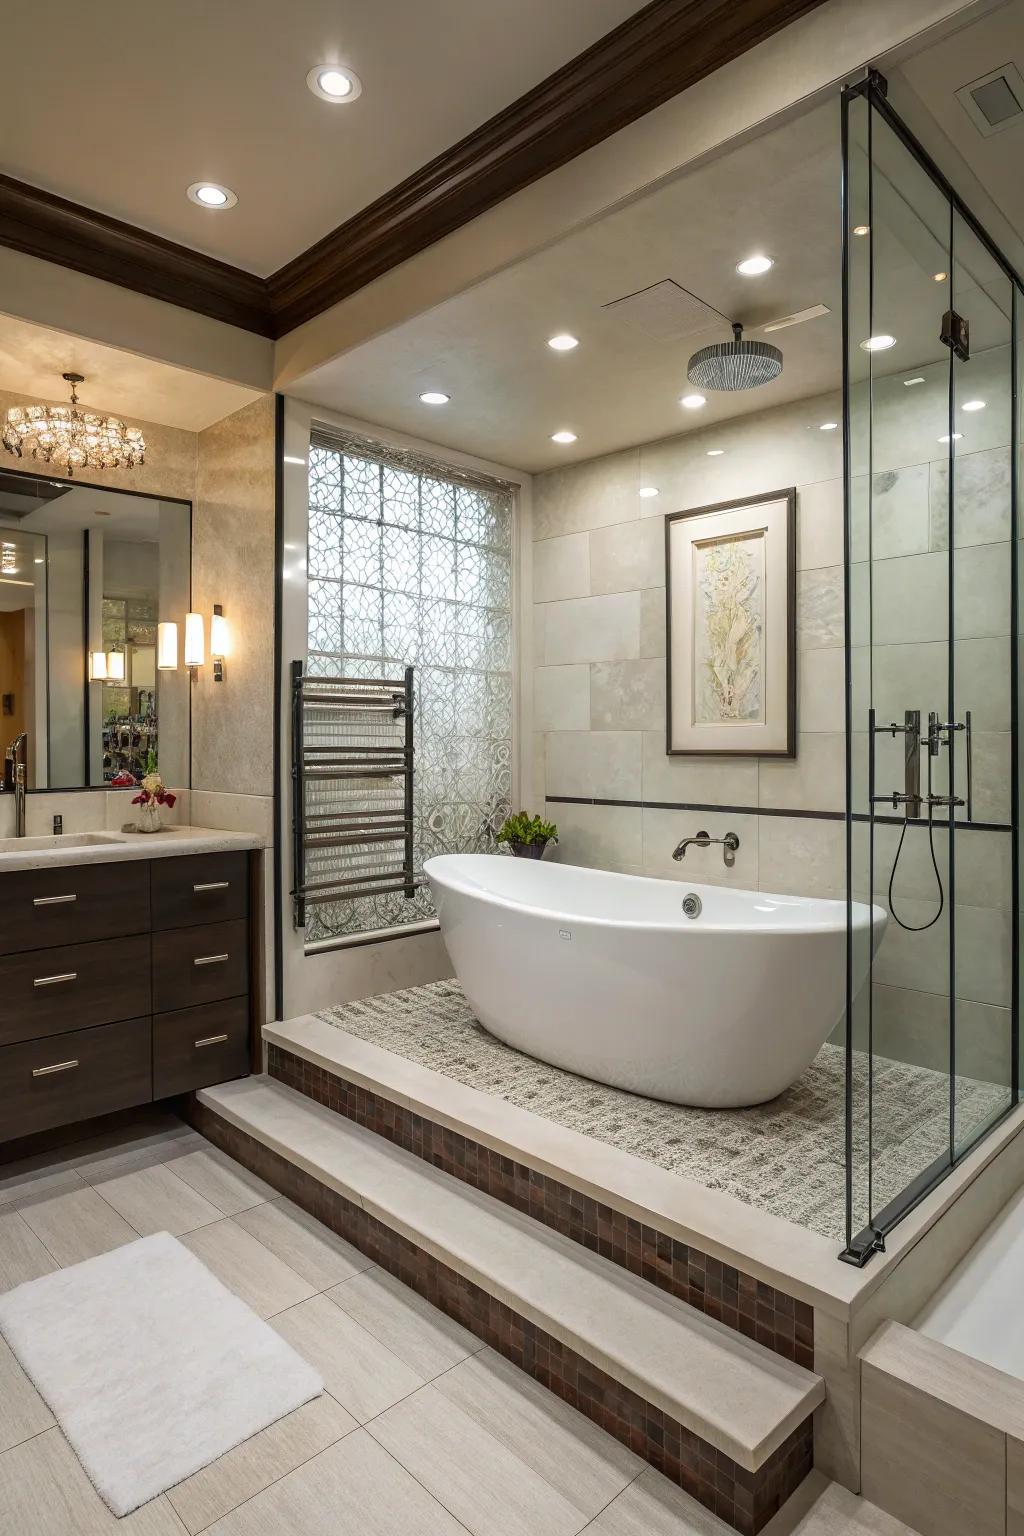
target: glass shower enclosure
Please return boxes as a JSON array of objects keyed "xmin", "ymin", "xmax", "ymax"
[{"xmin": 841, "ymin": 71, "xmax": 1022, "ymax": 1264}]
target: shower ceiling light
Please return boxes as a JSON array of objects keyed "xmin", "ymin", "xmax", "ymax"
[
  {"xmin": 706, "ymin": 449, "xmax": 725, "ymax": 456},
  {"xmin": 2, "ymin": 373, "xmax": 145, "ymax": 478},
  {"xmin": 307, "ymin": 64, "xmax": 362, "ymax": 102},
  {"xmin": 547, "ymin": 334, "xmax": 579, "ymax": 351},
  {"xmin": 938, "ymin": 433, "xmax": 964, "ymax": 443},
  {"xmin": 933, "ymin": 271, "xmax": 948, "ymax": 282},
  {"xmin": 904, "ymin": 377, "xmax": 926, "ymax": 387},
  {"xmin": 187, "ymin": 182, "xmax": 237, "ymax": 209},
  {"xmin": 680, "ymin": 393, "xmax": 706, "ymax": 409},
  {"xmin": 687, "ymin": 323, "xmax": 782, "ymax": 393},
  {"xmin": 419, "ymin": 391, "xmax": 450, "ymax": 405},
  {"xmin": 638, "ymin": 486, "xmax": 659, "ymax": 498},
  {"xmin": 962, "ymin": 399, "xmax": 986, "ymax": 411},
  {"xmin": 853, "ymin": 224, "xmax": 870, "ymax": 236},
  {"xmin": 736, "ymin": 254, "xmax": 774, "ymax": 276},
  {"xmin": 861, "ymin": 334, "xmax": 896, "ymax": 352},
  {"xmin": 551, "ymin": 430, "xmax": 577, "ymax": 444},
  {"xmin": 819, "ymin": 421, "xmax": 839, "ymax": 431}
]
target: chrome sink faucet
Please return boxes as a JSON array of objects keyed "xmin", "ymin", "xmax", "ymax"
[
  {"xmin": 672, "ymin": 829, "xmax": 739, "ymax": 867},
  {"xmin": 5, "ymin": 732, "xmax": 27, "ymax": 837}
]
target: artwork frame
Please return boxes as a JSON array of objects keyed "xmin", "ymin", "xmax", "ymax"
[{"xmin": 665, "ymin": 488, "xmax": 796, "ymax": 758}]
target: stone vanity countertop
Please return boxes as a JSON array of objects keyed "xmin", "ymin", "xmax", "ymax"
[{"xmin": 0, "ymin": 824, "xmax": 267, "ymax": 872}]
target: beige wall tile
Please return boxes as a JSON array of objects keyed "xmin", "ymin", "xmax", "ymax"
[
  {"xmin": 641, "ymin": 733, "xmax": 759, "ymax": 807},
  {"xmin": 589, "ymin": 518, "xmax": 664, "ymax": 596},
  {"xmin": 533, "ymin": 449, "xmax": 640, "ymax": 541},
  {"xmin": 542, "ymin": 593, "xmax": 640, "ymax": 665},
  {"xmin": 546, "ymin": 731, "xmax": 641, "ymax": 800},
  {"xmin": 757, "ymin": 815, "xmax": 845, "ymax": 899},
  {"xmin": 639, "ymin": 588, "xmax": 666, "ymax": 659},
  {"xmin": 759, "ymin": 734, "xmax": 844, "ymax": 813},
  {"xmin": 797, "ymin": 479, "xmax": 844, "ymax": 571},
  {"xmin": 861, "ymin": 1357, "xmax": 1005, "ymax": 1536},
  {"xmin": 533, "ymin": 533, "xmax": 590, "ymax": 603},
  {"xmin": 546, "ymin": 801, "xmax": 642, "ymax": 871},
  {"xmin": 590, "ymin": 658, "xmax": 665, "ymax": 731},
  {"xmin": 797, "ymin": 567, "xmax": 844, "ymax": 650},
  {"xmin": 534, "ymin": 665, "xmax": 590, "ymax": 732},
  {"xmin": 799, "ymin": 647, "xmax": 845, "ymax": 733}
]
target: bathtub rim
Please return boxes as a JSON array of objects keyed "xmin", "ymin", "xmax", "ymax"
[{"xmin": 425, "ymin": 852, "xmax": 883, "ymax": 939}]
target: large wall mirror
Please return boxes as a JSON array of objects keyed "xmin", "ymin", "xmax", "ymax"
[{"xmin": 0, "ymin": 468, "xmax": 190, "ymax": 791}]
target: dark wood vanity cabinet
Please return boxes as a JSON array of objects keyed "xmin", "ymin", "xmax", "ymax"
[{"xmin": 0, "ymin": 850, "xmax": 257, "ymax": 1144}]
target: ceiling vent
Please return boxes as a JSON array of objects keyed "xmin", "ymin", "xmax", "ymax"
[
  {"xmin": 955, "ymin": 63, "xmax": 1024, "ymax": 137},
  {"xmin": 602, "ymin": 280, "xmax": 721, "ymax": 340}
]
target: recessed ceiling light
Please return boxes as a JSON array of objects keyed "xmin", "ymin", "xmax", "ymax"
[
  {"xmin": 638, "ymin": 486, "xmax": 659, "ymax": 498},
  {"xmin": 933, "ymin": 271, "xmax": 948, "ymax": 282},
  {"xmin": 419, "ymin": 391, "xmax": 450, "ymax": 405},
  {"xmin": 680, "ymin": 393, "xmax": 706, "ymax": 409},
  {"xmin": 860, "ymin": 334, "xmax": 896, "ymax": 351},
  {"xmin": 551, "ymin": 430, "xmax": 577, "ymax": 444},
  {"xmin": 962, "ymin": 399, "xmax": 986, "ymax": 412},
  {"xmin": 34, "ymin": 557, "xmax": 44, "ymax": 564},
  {"xmin": 819, "ymin": 421, "xmax": 839, "ymax": 431},
  {"xmin": 904, "ymin": 377, "xmax": 926, "ymax": 387},
  {"xmin": 938, "ymin": 433, "xmax": 964, "ymax": 443},
  {"xmin": 706, "ymin": 449, "xmax": 725, "ymax": 457},
  {"xmin": 547, "ymin": 333, "xmax": 579, "ymax": 352},
  {"xmin": 187, "ymin": 182, "xmax": 237, "ymax": 209},
  {"xmin": 853, "ymin": 225, "xmax": 870, "ymax": 237},
  {"xmin": 736, "ymin": 254, "xmax": 774, "ymax": 276},
  {"xmin": 307, "ymin": 64, "xmax": 362, "ymax": 103}
]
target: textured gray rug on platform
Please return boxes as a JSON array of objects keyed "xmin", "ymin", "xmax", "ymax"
[{"xmin": 319, "ymin": 980, "xmax": 1008, "ymax": 1240}]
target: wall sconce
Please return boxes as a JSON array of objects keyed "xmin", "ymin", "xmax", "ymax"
[
  {"xmin": 107, "ymin": 649, "xmax": 126, "ymax": 682},
  {"xmin": 157, "ymin": 622, "xmax": 178, "ymax": 671},
  {"xmin": 210, "ymin": 604, "xmax": 228, "ymax": 683},
  {"xmin": 184, "ymin": 611, "xmax": 205, "ymax": 670},
  {"xmin": 89, "ymin": 650, "xmax": 108, "ymax": 681}
]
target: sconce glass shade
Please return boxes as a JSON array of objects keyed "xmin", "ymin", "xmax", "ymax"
[
  {"xmin": 89, "ymin": 650, "xmax": 108, "ymax": 681},
  {"xmin": 210, "ymin": 605, "xmax": 229, "ymax": 659},
  {"xmin": 106, "ymin": 650, "xmax": 126, "ymax": 682},
  {"xmin": 184, "ymin": 611, "xmax": 205, "ymax": 668},
  {"xmin": 157, "ymin": 622, "xmax": 178, "ymax": 671}
]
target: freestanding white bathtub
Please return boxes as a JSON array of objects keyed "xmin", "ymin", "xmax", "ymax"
[{"xmin": 425, "ymin": 853, "xmax": 886, "ymax": 1108}]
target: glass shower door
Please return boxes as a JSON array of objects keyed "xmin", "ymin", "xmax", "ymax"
[{"xmin": 842, "ymin": 74, "xmax": 1020, "ymax": 1264}]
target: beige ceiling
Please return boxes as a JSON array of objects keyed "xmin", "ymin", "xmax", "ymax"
[
  {"xmin": 286, "ymin": 1, "xmax": 1023, "ymax": 475},
  {"xmin": 0, "ymin": 0, "xmax": 646, "ymax": 277},
  {"xmin": 0, "ymin": 315, "xmax": 262, "ymax": 431}
]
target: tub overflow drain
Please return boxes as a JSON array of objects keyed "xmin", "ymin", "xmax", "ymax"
[{"xmin": 681, "ymin": 893, "xmax": 702, "ymax": 919}]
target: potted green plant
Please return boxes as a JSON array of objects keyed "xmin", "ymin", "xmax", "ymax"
[{"xmin": 496, "ymin": 811, "xmax": 558, "ymax": 860}]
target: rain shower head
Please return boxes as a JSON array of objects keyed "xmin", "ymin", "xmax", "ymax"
[{"xmin": 687, "ymin": 322, "xmax": 783, "ymax": 392}]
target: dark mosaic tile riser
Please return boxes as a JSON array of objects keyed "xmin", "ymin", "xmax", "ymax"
[
  {"xmin": 188, "ymin": 1100, "xmax": 813, "ymax": 1535},
  {"xmin": 267, "ymin": 1043, "xmax": 814, "ymax": 1370}
]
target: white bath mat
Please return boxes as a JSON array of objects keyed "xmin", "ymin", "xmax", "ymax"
[{"xmin": 0, "ymin": 1230, "xmax": 323, "ymax": 1516}]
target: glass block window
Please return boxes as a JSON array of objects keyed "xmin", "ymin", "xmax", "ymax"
[{"xmin": 305, "ymin": 434, "xmax": 515, "ymax": 945}]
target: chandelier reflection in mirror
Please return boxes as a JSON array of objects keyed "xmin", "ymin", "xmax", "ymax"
[{"xmin": 1, "ymin": 372, "xmax": 146, "ymax": 478}]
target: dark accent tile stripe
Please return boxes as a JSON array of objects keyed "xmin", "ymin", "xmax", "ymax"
[
  {"xmin": 188, "ymin": 1099, "xmax": 813, "ymax": 1535},
  {"xmin": 544, "ymin": 795, "xmax": 1010, "ymax": 833},
  {"xmin": 266, "ymin": 1043, "xmax": 814, "ymax": 1370}
]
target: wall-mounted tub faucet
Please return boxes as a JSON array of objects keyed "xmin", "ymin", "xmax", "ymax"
[{"xmin": 672, "ymin": 830, "xmax": 739, "ymax": 867}]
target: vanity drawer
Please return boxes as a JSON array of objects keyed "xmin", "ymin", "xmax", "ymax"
[
  {"xmin": 0, "ymin": 860, "xmax": 150, "ymax": 955},
  {"xmin": 0, "ymin": 1016, "xmax": 152, "ymax": 1143},
  {"xmin": 153, "ymin": 997, "xmax": 250, "ymax": 1098},
  {"xmin": 151, "ymin": 853, "xmax": 249, "ymax": 931},
  {"xmin": 0, "ymin": 934, "xmax": 151, "ymax": 1047},
  {"xmin": 152, "ymin": 920, "xmax": 248, "ymax": 1012}
]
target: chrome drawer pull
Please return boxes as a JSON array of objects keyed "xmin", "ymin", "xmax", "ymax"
[
  {"xmin": 33, "ymin": 893, "xmax": 77, "ymax": 906},
  {"xmin": 32, "ymin": 1059, "xmax": 79, "ymax": 1077},
  {"xmin": 195, "ymin": 1034, "xmax": 229, "ymax": 1048},
  {"xmin": 194, "ymin": 953, "xmax": 229, "ymax": 967},
  {"xmin": 193, "ymin": 881, "xmax": 230, "ymax": 892},
  {"xmin": 33, "ymin": 971, "xmax": 77, "ymax": 988}
]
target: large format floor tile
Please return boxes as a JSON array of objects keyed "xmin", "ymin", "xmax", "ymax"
[
  {"xmin": 166, "ymin": 1393, "xmax": 357, "ymax": 1535},
  {"xmin": 233, "ymin": 1197, "xmax": 372, "ymax": 1289},
  {"xmin": 0, "ymin": 1207, "xmax": 60, "ymax": 1290},
  {"xmin": 16, "ymin": 1186, "xmax": 138, "ymax": 1267},
  {"xmin": 204, "ymin": 1429, "xmax": 467, "ymax": 1535},
  {"xmin": 0, "ymin": 1428, "xmax": 187, "ymax": 1536},
  {"xmin": 91, "ymin": 1163, "xmax": 224, "ymax": 1238},
  {"xmin": 369, "ymin": 1382, "xmax": 589, "ymax": 1536},
  {"xmin": 0, "ymin": 1335, "xmax": 54, "ymax": 1455},
  {"xmin": 181, "ymin": 1218, "xmax": 317, "ymax": 1318},
  {"xmin": 434, "ymin": 1348, "xmax": 643, "ymax": 1517},
  {"xmin": 166, "ymin": 1148, "xmax": 276, "ymax": 1216},
  {"xmin": 270, "ymin": 1292, "xmax": 424, "ymax": 1423},
  {"xmin": 327, "ymin": 1265, "xmax": 482, "ymax": 1379}
]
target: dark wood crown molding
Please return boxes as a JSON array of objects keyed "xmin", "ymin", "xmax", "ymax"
[{"xmin": 0, "ymin": 0, "xmax": 828, "ymax": 343}]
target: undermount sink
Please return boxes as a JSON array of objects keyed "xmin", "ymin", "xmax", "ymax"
[{"xmin": 0, "ymin": 832, "xmax": 123, "ymax": 854}]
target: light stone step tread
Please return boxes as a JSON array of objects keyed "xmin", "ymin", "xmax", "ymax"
[{"xmin": 199, "ymin": 1075, "xmax": 824, "ymax": 1472}]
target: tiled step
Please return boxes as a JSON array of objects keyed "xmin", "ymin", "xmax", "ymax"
[{"xmin": 198, "ymin": 1075, "xmax": 824, "ymax": 1479}]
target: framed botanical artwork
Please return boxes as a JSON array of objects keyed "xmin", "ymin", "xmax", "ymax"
[{"xmin": 665, "ymin": 488, "xmax": 796, "ymax": 757}]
